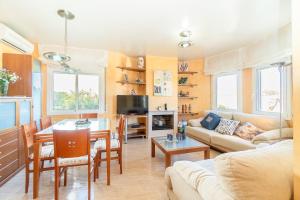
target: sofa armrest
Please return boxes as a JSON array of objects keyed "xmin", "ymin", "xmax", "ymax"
[
  {"xmin": 252, "ymin": 128, "xmax": 293, "ymax": 144},
  {"xmin": 170, "ymin": 161, "xmax": 232, "ymax": 200}
]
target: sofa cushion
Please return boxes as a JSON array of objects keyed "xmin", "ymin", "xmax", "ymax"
[
  {"xmin": 214, "ymin": 140, "xmax": 293, "ymax": 200},
  {"xmin": 234, "ymin": 122, "xmax": 265, "ymax": 140},
  {"xmin": 232, "ymin": 112, "xmax": 288, "ymax": 131},
  {"xmin": 215, "ymin": 119, "xmax": 240, "ymax": 135},
  {"xmin": 201, "ymin": 113, "xmax": 221, "ymax": 130},
  {"xmin": 211, "ymin": 134, "xmax": 256, "ymax": 151},
  {"xmin": 252, "ymin": 128, "xmax": 293, "ymax": 144},
  {"xmin": 188, "ymin": 117, "xmax": 204, "ymax": 127},
  {"xmin": 186, "ymin": 126, "xmax": 217, "ymax": 144},
  {"xmin": 204, "ymin": 110, "xmax": 233, "ymax": 120}
]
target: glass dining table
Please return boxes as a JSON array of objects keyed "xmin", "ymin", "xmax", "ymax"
[{"xmin": 32, "ymin": 118, "xmax": 111, "ymax": 199}]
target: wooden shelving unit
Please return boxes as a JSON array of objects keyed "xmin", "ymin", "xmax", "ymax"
[
  {"xmin": 124, "ymin": 115, "xmax": 148, "ymax": 143},
  {"xmin": 116, "ymin": 66, "xmax": 146, "ymax": 72},
  {"xmin": 116, "ymin": 81, "xmax": 146, "ymax": 85},
  {"xmin": 178, "ymin": 69, "xmax": 200, "ymax": 119}
]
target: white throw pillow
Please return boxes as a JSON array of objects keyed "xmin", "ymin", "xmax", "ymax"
[
  {"xmin": 214, "ymin": 140, "xmax": 293, "ymax": 200},
  {"xmin": 188, "ymin": 117, "xmax": 203, "ymax": 127},
  {"xmin": 215, "ymin": 118, "xmax": 240, "ymax": 135}
]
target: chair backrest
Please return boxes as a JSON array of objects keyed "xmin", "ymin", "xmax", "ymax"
[
  {"xmin": 117, "ymin": 115, "xmax": 125, "ymax": 144},
  {"xmin": 40, "ymin": 116, "xmax": 52, "ymax": 130},
  {"xmin": 20, "ymin": 122, "xmax": 38, "ymax": 157},
  {"xmin": 80, "ymin": 113, "xmax": 98, "ymax": 119},
  {"xmin": 53, "ymin": 128, "xmax": 90, "ymax": 158}
]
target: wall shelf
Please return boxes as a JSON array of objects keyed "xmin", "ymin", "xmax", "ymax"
[
  {"xmin": 178, "ymin": 112, "xmax": 199, "ymax": 116},
  {"xmin": 116, "ymin": 66, "xmax": 146, "ymax": 72},
  {"xmin": 116, "ymin": 81, "xmax": 146, "ymax": 85},
  {"xmin": 178, "ymin": 96, "xmax": 198, "ymax": 100},
  {"xmin": 178, "ymin": 71, "xmax": 198, "ymax": 75},
  {"xmin": 178, "ymin": 84, "xmax": 198, "ymax": 87},
  {"xmin": 127, "ymin": 125, "xmax": 146, "ymax": 131}
]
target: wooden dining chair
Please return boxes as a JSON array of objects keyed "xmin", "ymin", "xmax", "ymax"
[
  {"xmin": 20, "ymin": 121, "xmax": 55, "ymax": 193},
  {"xmin": 40, "ymin": 116, "xmax": 54, "ymax": 146},
  {"xmin": 94, "ymin": 115, "xmax": 125, "ymax": 176},
  {"xmin": 40, "ymin": 116, "xmax": 52, "ymax": 130},
  {"xmin": 80, "ymin": 113, "xmax": 98, "ymax": 119},
  {"xmin": 53, "ymin": 128, "xmax": 97, "ymax": 200},
  {"xmin": 80, "ymin": 113, "xmax": 98, "ymax": 142}
]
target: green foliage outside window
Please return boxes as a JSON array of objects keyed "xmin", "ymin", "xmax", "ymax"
[{"xmin": 54, "ymin": 90, "xmax": 99, "ymax": 110}]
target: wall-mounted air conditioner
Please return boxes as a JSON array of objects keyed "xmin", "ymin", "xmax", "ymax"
[{"xmin": 0, "ymin": 23, "xmax": 34, "ymax": 53}]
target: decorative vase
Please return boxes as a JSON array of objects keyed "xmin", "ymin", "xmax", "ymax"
[
  {"xmin": 0, "ymin": 79, "xmax": 9, "ymax": 96},
  {"xmin": 137, "ymin": 57, "xmax": 145, "ymax": 69}
]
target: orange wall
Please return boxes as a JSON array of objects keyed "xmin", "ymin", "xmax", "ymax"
[
  {"xmin": 292, "ymin": 0, "xmax": 300, "ymax": 198},
  {"xmin": 145, "ymin": 55, "xmax": 178, "ymax": 111},
  {"xmin": 243, "ymin": 68, "xmax": 253, "ymax": 113}
]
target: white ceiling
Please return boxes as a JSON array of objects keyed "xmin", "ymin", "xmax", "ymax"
[{"xmin": 0, "ymin": 0, "xmax": 291, "ymax": 59}]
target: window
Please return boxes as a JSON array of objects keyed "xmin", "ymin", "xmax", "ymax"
[
  {"xmin": 49, "ymin": 69, "xmax": 105, "ymax": 114},
  {"xmin": 255, "ymin": 66, "xmax": 291, "ymax": 115},
  {"xmin": 53, "ymin": 73, "xmax": 76, "ymax": 110},
  {"xmin": 78, "ymin": 74, "xmax": 100, "ymax": 110},
  {"xmin": 214, "ymin": 72, "xmax": 241, "ymax": 111}
]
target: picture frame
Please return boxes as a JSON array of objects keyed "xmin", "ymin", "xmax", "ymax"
[{"xmin": 153, "ymin": 70, "xmax": 172, "ymax": 96}]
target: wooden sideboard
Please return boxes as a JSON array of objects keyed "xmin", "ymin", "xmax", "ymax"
[{"xmin": 0, "ymin": 97, "xmax": 32, "ymax": 186}]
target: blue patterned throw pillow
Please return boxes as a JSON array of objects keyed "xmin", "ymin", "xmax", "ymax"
[
  {"xmin": 215, "ymin": 118, "xmax": 240, "ymax": 135},
  {"xmin": 200, "ymin": 113, "xmax": 221, "ymax": 130}
]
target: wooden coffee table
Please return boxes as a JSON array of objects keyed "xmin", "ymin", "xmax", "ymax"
[{"xmin": 151, "ymin": 136, "xmax": 210, "ymax": 167}]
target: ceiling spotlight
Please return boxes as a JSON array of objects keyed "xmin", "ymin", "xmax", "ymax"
[
  {"xmin": 178, "ymin": 41, "xmax": 192, "ymax": 48},
  {"xmin": 179, "ymin": 30, "xmax": 192, "ymax": 38},
  {"xmin": 43, "ymin": 52, "xmax": 71, "ymax": 63},
  {"xmin": 178, "ymin": 30, "xmax": 192, "ymax": 48}
]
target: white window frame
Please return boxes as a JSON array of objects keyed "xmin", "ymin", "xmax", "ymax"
[
  {"xmin": 212, "ymin": 71, "xmax": 243, "ymax": 112},
  {"xmin": 253, "ymin": 65, "xmax": 292, "ymax": 118},
  {"xmin": 47, "ymin": 68, "xmax": 106, "ymax": 115}
]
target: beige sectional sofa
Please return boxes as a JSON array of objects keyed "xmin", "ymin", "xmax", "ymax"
[
  {"xmin": 165, "ymin": 140, "xmax": 293, "ymax": 200},
  {"xmin": 186, "ymin": 110, "xmax": 293, "ymax": 152}
]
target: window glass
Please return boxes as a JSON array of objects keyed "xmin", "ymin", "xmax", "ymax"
[
  {"xmin": 216, "ymin": 74, "xmax": 238, "ymax": 110},
  {"xmin": 53, "ymin": 73, "xmax": 76, "ymax": 110},
  {"xmin": 258, "ymin": 67, "xmax": 280, "ymax": 112},
  {"xmin": 78, "ymin": 74, "xmax": 99, "ymax": 110}
]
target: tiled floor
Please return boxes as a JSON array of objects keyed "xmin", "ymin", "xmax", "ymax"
[{"xmin": 0, "ymin": 138, "xmax": 219, "ymax": 200}]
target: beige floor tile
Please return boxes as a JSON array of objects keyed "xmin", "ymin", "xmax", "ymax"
[{"xmin": 0, "ymin": 138, "xmax": 219, "ymax": 200}]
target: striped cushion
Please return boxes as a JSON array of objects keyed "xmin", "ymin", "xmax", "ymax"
[
  {"xmin": 93, "ymin": 138, "xmax": 120, "ymax": 150},
  {"xmin": 58, "ymin": 149, "xmax": 97, "ymax": 167},
  {"xmin": 30, "ymin": 145, "xmax": 54, "ymax": 159}
]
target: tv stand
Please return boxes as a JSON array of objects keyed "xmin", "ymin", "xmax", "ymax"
[{"xmin": 123, "ymin": 114, "xmax": 148, "ymax": 143}]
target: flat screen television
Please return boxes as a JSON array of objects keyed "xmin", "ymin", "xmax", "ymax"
[{"xmin": 117, "ymin": 95, "xmax": 148, "ymax": 115}]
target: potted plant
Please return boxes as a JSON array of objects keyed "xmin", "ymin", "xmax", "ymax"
[{"xmin": 0, "ymin": 68, "xmax": 20, "ymax": 96}]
